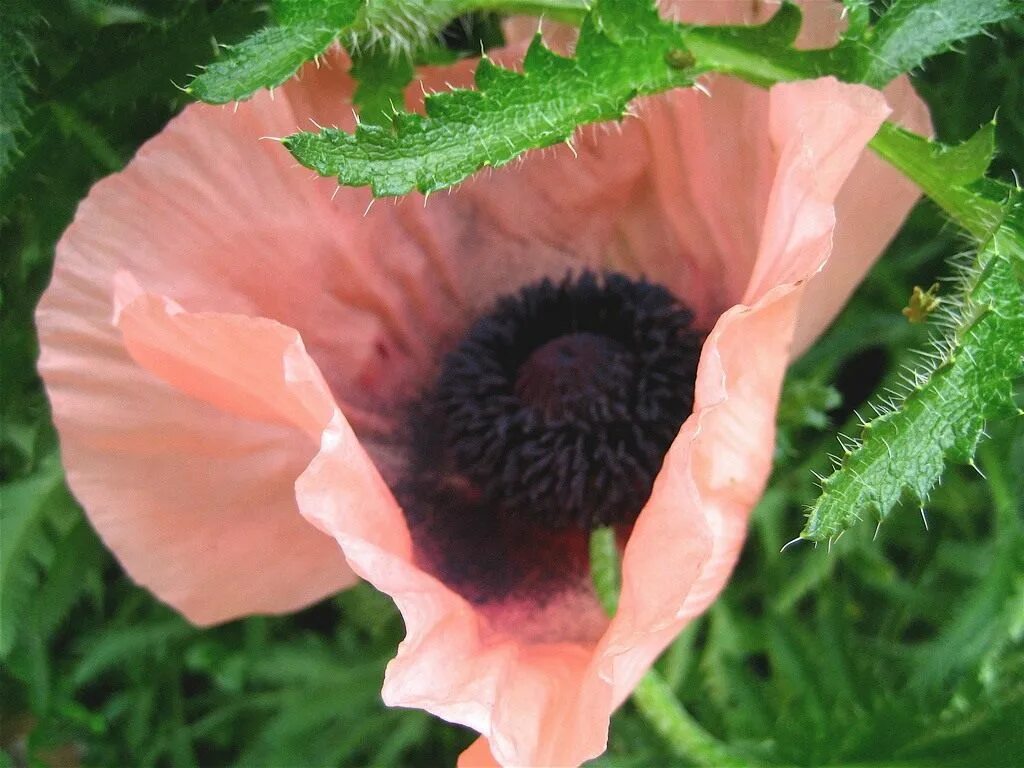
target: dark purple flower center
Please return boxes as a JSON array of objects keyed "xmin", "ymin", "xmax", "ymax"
[
  {"xmin": 429, "ymin": 271, "xmax": 703, "ymax": 531},
  {"xmin": 398, "ymin": 272, "xmax": 704, "ymax": 604}
]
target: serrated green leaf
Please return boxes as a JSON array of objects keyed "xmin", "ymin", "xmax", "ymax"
[
  {"xmin": 273, "ymin": 0, "xmax": 359, "ymax": 27},
  {"xmin": 844, "ymin": 0, "xmax": 1022, "ymax": 88},
  {"xmin": 802, "ymin": 196, "xmax": 1024, "ymax": 543},
  {"xmin": 188, "ymin": 0, "xmax": 590, "ymax": 104},
  {"xmin": 285, "ymin": 0, "xmax": 700, "ymax": 196},
  {"xmin": 188, "ymin": 0, "xmax": 363, "ymax": 104},
  {"xmin": 285, "ymin": 1, "xmax": 891, "ymax": 196},
  {"xmin": 279, "ymin": 0, "xmax": 1023, "ymax": 200}
]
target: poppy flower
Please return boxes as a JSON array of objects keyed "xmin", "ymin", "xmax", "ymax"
[{"xmin": 36, "ymin": 1, "xmax": 930, "ymax": 765}]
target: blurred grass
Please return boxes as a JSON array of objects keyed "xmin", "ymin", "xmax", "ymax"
[{"xmin": 1, "ymin": 4, "xmax": 1022, "ymax": 767}]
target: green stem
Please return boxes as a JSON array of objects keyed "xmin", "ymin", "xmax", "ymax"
[
  {"xmin": 588, "ymin": 529, "xmax": 755, "ymax": 766},
  {"xmin": 588, "ymin": 526, "xmax": 620, "ymax": 615},
  {"xmin": 631, "ymin": 672, "xmax": 759, "ymax": 767},
  {"xmin": 682, "ymin": 27, "xmax": 813, "ymax": 86},
  {"xmin": 483, "ymin": 0, "xmax": 590, "ymax": 23}
]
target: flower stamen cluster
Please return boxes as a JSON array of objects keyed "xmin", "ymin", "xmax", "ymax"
[{"xmin": 431, "ymin": 271, "xmax": 704, "ymax": 531}]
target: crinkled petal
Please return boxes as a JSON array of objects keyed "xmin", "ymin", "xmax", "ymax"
[
  {"xmin": 600, "ymin": 78, "xmax": 894, "ymax": 706},
  {"xmin": 34, "ymin": 56, "xmax": 429, "ymax": 623},
  {"xmin": 792, "ymin": 74, "xmax": 932, "ymax": 352},
  {"xmin": 38, "ymin": 270, "xmax": 357, "ymax": 624}
]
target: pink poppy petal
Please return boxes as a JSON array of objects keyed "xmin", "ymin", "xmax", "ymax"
[
  {"xmin": 601, "ymin": 76, "xmax": 895, "ymax": 707},
  {"xmin": 743, "ymin": 77, "xmax": 892, "ymax": 299},
  {"xmin": 408, "ymin": 51, "xmax": 662, "ymax": 320},
  {"xmin": 594, "ymin": 76, "xmax": 907, "ymax": 702},
  {"xmin": 410, "ymin": 48, "xmax": 924, "ymax": 337},
  {"xmin": 37, "ymin": 49, "xmax": 496, "ymax": 622},
  {"xmin": 661, "ymin": 0, "xmax": 844, "ymax": 47},
  {"xmin": 409, "ymin": 58, "xmax": 753, "ymax": 327},
  {"xmin": 457, "ymin": 737, "xmax": 499, "ymax": 767},
  {"xmin": 298, "ymin": 413, "xmax": 609, "ymax": 763},
  {"xmin": 602, "ymin": 283, "xmax": 805, "ymax": 708},
  {"xmin": 51, "ymin": 55, "xmax": 460, "ymax": 437},
  {"xmin": 112, "ymin": 274, "xmax": 338, "ymax": 438},
  {"xmin": 634, "ymin": 77, "xmax": 775, "ymax": 320},
  {"xmin": 792, "ymin": 74, "xmax": 933, "ymax": 353},
  {"xmin": 37, "ymin": 276, "xmax": 356, "ymax": 625}
]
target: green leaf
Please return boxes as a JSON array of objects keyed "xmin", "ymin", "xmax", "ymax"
[
  {"xmin": 72, "ymin": 617, "xmax": 196, "ymax": 688},
  {"xmin": 910, "ymin": 439, "xmax": 1024, "ymax": 690},
  {"xmin": 188, "ymin": 0, "xmax": 589, "ymax": 104},
  {"xmin": 870, "ymin": 121, "xmax": 1009, "ymax": 239},
  {"xmin": 187, "ymin": 0, "xmax": 363, "ymax": 104},
  {"xmin": 285, "ymin": 0, "xmax": 699, "ymax": 196},
  {"xmin": 0, "ymin": 450, "xmax": 80, "ymax": 656},
  {"xmin": 285, "ymin": 1, "xmax": 890, "ymax": 196},
  {"xmin": 802, "ymin": 195, "xmax": 1024, "ymax": 543},
  {"xmin": 250, "ymin": 0, "xmax": 1022, "ymax": 196},
  {"xmin": 34, "ymin": 517, "xmax": 107, "ymax": 638},
  {"xmin": 67, "ymin": 0, "xmax": 155, "ymax": 27},
  {"xmin": 844, "ymin": 0, "xmax": 1023, "ymax": 88}
]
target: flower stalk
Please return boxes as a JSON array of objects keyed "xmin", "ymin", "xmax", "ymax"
[
  {"xmin": 588, "ymin": 528, "xmax": 757, "ymax": 767},
  {"xmin": 631, "ymin": 672, "xmax": 756, "ymax": 768},
  {"xmin": 588, "ymin": 526, "xmax": 620, "ymax": 616}
]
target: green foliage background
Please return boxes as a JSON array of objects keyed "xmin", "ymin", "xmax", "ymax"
[{"xmin": 1, "ymin": 2, "xmax": 1022, "ymax": 766}]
